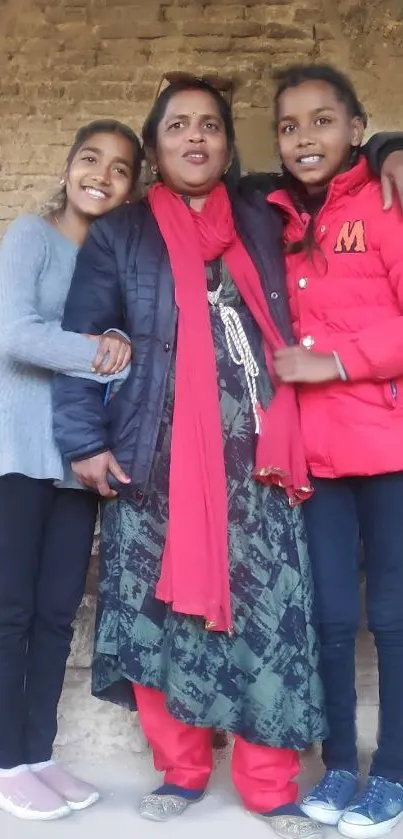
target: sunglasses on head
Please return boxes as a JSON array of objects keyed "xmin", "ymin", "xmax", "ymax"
[{"xmin": 154, "ymin": 71, "xmax": 235, "ymax": 108}]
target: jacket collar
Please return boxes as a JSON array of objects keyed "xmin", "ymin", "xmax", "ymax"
[{"xmin": 267, "ymin": 155, "xmax": 372, "ymax": 220}]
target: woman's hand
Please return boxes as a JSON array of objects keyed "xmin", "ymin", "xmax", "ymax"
[
  {"xmin": 381, "ymin": 150, "xmax": 403, "ymax": 211},
  {"xmin": 274, "ymin": 347, "xmax": 340, "ymax": 384},
  {"xmin": 72, "ymin": 451, "xmax": 131, "ymax": 497},
  {"xmin": 84, "ymin": 331, "xmax": 132, "ymax": 375}
]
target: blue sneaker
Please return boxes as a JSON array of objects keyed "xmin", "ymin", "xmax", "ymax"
[
  {"xmin": 338, "ymin": 776, "xmax": 403, "ymax": 839},
  {"xmin": 301, "ymin": 770, "xmax": 359, "ymax": 825}
]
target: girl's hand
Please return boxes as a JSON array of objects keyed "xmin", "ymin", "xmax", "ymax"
[
  {"xmin": 274, "ymin": 347, "xmax": 340, "ymax": 384},
  {"xmin": 72, "ymin": 451, "xmax": 131, "ymax": 497},
  {"xmin": 85, "ymin": 331, "xmax": 132, "ymax": 375},
  {"xmin": 381, "ymin": 150, "xmax": 403, "ymax": 211}
]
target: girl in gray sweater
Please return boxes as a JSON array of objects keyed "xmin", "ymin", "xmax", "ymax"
[{"xmin": 0, "ymin": 120, "xmax": 141, "ymax": 821}]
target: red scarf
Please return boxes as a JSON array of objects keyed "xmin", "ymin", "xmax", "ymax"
[{"xmin": 147, "ymin": 182, "xmax": 311, "ymax": 632}]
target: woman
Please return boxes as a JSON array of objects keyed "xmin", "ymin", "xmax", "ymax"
[
  {"xmin": 53, "ymin": 78, "xmax": 325, "ymax": 838},
  {"xmin": 0, "ymin": 119, "xmax": 141, "ymax": 821}
]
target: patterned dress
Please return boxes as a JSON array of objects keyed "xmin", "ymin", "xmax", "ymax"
[{"xmin": 93, "ymin": 264, "xmax": 326, "ymax": 749}]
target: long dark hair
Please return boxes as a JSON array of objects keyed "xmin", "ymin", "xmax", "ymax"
[
  {"xmin": 41, "ymin": 119, "xmax": 143, "ymax": 216},
  {"xmin": 142, "ymin": 79, "xmax": 240, "ymax": 192},
  {"xmin": 273, "ymin": 63, "xmax": 367, "ymax": 257},
  {"xmin": 274, "ymin": 63, "xmax": 367, "ymax": 129}
]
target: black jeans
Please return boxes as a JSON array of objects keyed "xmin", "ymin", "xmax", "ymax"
[
  {"xmin": 304, "ymin": 473, "xmax": 403, "ymax": 782},
  {"xmin": 0, "ymin": 475, "xmax": 98, "ymax": 768}
]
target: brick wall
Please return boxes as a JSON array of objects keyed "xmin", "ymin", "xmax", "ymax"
[{"xmin": 1, "ymin": 0, "xmax": 402, "ymax": 228}]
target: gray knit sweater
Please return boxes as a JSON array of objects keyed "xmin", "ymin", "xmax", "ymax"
[{"xmin": 0, "ymin": 214, "xmax": 115, "ymax": 481}]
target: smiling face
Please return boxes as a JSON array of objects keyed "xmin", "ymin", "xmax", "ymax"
[
  {"xmin": 151, "ymin": 88, "xmax": 231, "ymax": 201},
  {"xmin": 64, "ymin": 131, "xmax": 136, "ymax": 218},
  {"xmin": 276, "ymin": 79, "xmax": 364, "ymax": 192}
]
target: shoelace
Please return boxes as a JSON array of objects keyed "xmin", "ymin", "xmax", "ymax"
[
  {"xmin": 313, "ymin": 771, "xmax": 347, "ymax": 800},
  {"xmin": 352, "ymin": 778, "xmax": 390, "ymax": 813}
]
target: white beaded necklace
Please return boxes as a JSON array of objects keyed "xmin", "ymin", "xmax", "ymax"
[{"xmin": 207, "ymin": 282, "xmax": 260, "ymax": 433}]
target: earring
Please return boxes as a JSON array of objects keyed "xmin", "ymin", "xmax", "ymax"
[
  {"xmin": 59, "ymin": 178, "xmax": 66, "ymax": 186},
  {"xmin": 224, "ymin": 160, "xmax": 232, "ymax": 175},
  {"xmin": 150, "ymin": 164, "xmax": 158, "ymax": 177}
]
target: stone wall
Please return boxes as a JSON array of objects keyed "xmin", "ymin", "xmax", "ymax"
[{"xmin": 1, "ymin": 0, "xmax": 403, "ymax": 230}]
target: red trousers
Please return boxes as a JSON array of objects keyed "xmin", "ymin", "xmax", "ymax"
[{"xmin": 133, "ymin": 684, "xmax": 300, "ymax": 814}]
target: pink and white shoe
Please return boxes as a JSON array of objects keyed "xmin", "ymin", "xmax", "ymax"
[
  {"xmin": 0, "ymin": 768, "xmax": 70, "ymax": 820},
  {"xmin": 33, "ymin": 763, "xmax": 99, "ymax": 811}
]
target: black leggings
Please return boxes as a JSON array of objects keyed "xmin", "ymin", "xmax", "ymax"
[{"xmin": 0, "ymin": 474, "xmax": 98, "ymax": 768}]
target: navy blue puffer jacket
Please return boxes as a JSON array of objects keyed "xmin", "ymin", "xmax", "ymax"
[{"xmin": 52, "ymin": 190, "xmax": 292, "ymax": 494}]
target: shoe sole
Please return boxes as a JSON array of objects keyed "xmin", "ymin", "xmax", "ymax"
[
  {"xmin": 301, "ymin": 801, "xmax": 344, "ymax": 826},
  {"xmin": 338, "ymin": 811, "xmax": 403, "ymax": 839},
  {"xmin": 66, "ymin": 792, "xmax": 100, "ymax": 811},
  {"xmin": 140, "ymin": 810, "xmax": 173, "ymax": 823},
  {"xmin": 251, "ymin": 812, "xmax": 323, "ymax": 839},
  {"xmin": 0, "ymin": 794, "xmax": 71, "ymax": 821}
]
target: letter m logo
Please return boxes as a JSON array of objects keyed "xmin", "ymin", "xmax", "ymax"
[{"xmin": 334, "ymin": 220, "xmax": 367, "ymax": 254}]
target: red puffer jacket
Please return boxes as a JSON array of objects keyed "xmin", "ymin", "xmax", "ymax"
[{"xmin": 268, "ymin": 157, "xmax": 403, "ymax": 479}]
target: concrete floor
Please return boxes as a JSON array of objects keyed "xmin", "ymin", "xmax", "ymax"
[{"xmin": 1, "ymin": 628, "xmax": 401, "ymax": 839}]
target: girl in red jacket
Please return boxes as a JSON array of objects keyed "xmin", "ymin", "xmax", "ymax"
[{"xmin": 270, "ymin": 64, "xmax": 403, "ymax": 839}]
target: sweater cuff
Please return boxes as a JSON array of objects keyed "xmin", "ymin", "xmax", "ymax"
[
  {"xmin": 64, "ymin": 365, "xmax": 131, "ymax": 382},
  {"xmin": 332, "ymin": 352, "xmax": 348, "ymax": 381},
  {"xmin": 104, "ymin": 328, "xmax": 130, "ymax": 342},
  {"xmin": 331, "ymin": 339, "xmax": 373, "ymax": 381}
]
